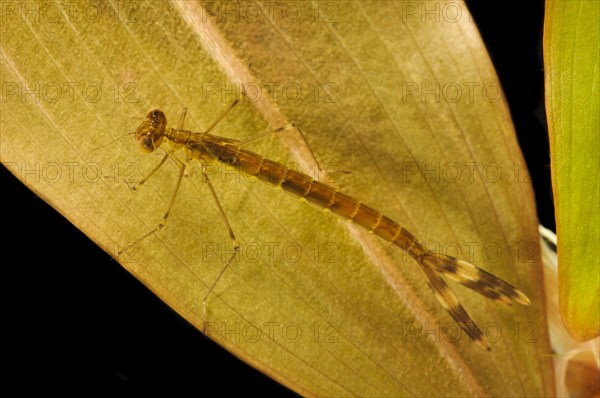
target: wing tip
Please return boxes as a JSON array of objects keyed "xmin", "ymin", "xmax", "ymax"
[
  {"xmin": 513, "ymin": 289, "xmax": 531, "ymax": 306},
  {"xmin": 433, "ymin": 255, "xmax": 531, "ymax": 307},
  {"xmin": 478, "ymin": 338, "xmax": 492, "ymax": 351}
]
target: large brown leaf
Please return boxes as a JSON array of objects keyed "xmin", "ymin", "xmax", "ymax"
[{"xmin": 1, "ymin": 1, "xmax": 553, "ymax": 395}]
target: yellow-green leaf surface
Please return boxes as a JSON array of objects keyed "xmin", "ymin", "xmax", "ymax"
[
  {"xmin": 1, "ymin": 1, "xmax": 553, "ymax": 395},
  {"xmin": 544, "ymin": 0, "xmax": 600, "ymax": 342}
]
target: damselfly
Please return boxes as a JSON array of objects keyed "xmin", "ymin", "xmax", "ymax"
[{"xmin": 122, "ymin": 100, "xmax": 530, "ymax": 351}]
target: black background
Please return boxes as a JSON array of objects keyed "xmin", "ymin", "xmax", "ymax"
[{"xmin": 2, "ymin": 1, "xmax": 551, "ymax": 394}]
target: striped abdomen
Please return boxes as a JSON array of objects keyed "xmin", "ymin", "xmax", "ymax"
[
  {"xmin": 146, "ymin": 113, "xmax": 531, "ymax": 351},
  {"xmin": 199, "ymin": 140, "xmax": 427, "ymax": 260},
  {"xmin": 195, "ymin": 138, "xmax": 530, "ymax": 351}
]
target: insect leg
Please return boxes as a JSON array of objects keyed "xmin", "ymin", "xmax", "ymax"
[
  {"xmin": 119, "ymin": 157, "xmax": 187, "ymax": 256},
  {"xmin": 200, "ymin": 163, "xmax": 240, "ymax": 332},
  {"xmin": 125, "ymin": 151, "xmax": 170, "ymax": 190},
  {"xmin": 176, "ymin": 107, "xmax": 187, "ymax": 130},
  {"xmin": 236, "ymin": 122, "xmax": 340, "ymax": 185},
  {"xmin": 236, "ymin": 123, "xmax": 297, "ymax": 147},
  {"xmin": 202, "ymin": 98, "xmax": 241, "ymax": 134}
]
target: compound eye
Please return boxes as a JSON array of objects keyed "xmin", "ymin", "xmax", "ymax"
[{"xmin": 139, "ymin": 136, "xmax": 155, "ymax": 153}]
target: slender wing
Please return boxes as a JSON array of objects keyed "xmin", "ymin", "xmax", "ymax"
[
  {"xmin": 417, "ymin": 261, "xmax": 491, "ymax": 351},
  {"xmin": 421, "ymin": 252, "xmax": 531, "ymax": 306}
]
